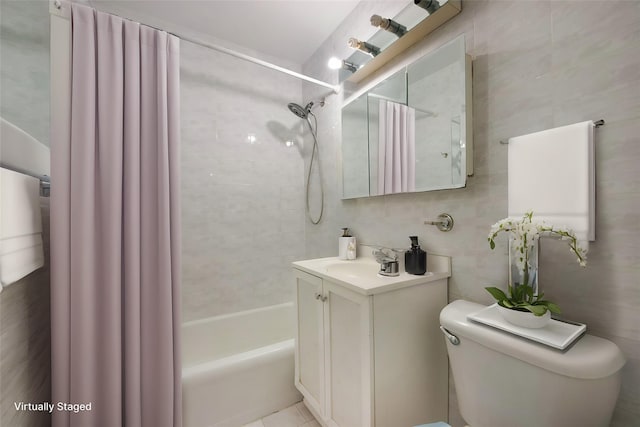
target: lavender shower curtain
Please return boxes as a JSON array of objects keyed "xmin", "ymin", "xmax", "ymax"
[
  {"xmin": 378, "ymin": 100, "xmax": 416, "ymax": 194},
  {"xmin": 51, "ymin": 4, "xmax": 181, "ymax": 427}
]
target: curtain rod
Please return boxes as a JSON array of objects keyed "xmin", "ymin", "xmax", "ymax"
[
  {"xmin": 52, "ymin": 0, "xmax": 340, "ymax": 94},
  {"xmin": 179, "ymin": 34, "xmax": 340, "ymax": 94}
]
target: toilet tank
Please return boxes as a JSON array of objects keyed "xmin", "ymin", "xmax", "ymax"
[{"xmin": 440, "ymin": 300, "xmax": 625, "ymax": 427}]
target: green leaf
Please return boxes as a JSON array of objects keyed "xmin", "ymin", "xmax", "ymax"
[
  {"xmin": 513, "ymin": 285, "xmax": 525, "ymax": 303},
  {"xmin": 546, "ymin": 302, "xmax": 562, "ymax": 314},
  {"xmin": 485, "ymin": 286, "xmax": 508, "ymax": 302},
  {"xmin": 501, "ymin": 300, "xmax": 514, "ymax": 308},
  {"xmin": 530, "ymin": 299, "xmax": 560, "ymax": 313},
  {"xmin": 524, "ymin": 285, "xmax": 534, "ymax": 302},
  {"xmin": 521, "ymin": 303, "xmax": 548, "ymax": 316},
  {"xmin": 489, "ymin": 240, "xmax": 496, "ymax": 250}
]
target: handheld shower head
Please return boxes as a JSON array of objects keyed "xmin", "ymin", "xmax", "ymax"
[
  {"xmin": 287, "ymin": 100, "xmax": 325, "ymax": 119},
  {"xmin": 285, "ymin": 99, "xmax": 326, "ymax": 225},
  {"xmin": 288, "ymin": 102, "xmax": 310, "ymax": 119}
]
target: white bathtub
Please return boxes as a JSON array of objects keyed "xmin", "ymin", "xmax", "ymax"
[{"xmin": 182, "ymin": 302, "xmax": 301, "ymax": 427}]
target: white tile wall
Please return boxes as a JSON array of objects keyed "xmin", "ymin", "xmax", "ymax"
[
  {"xmin": 180, "ymin": 41, "xmax": 307, "ymax": 321},
  {"xmin": 0, "ymin": 0, "xmax": 50, "ymax": 145},
  {"xmin": 302, "ymin": 1, "xmax": 640, "ymax": 425},
  {"xmin": 0, "ymin": 2, "xmax": 51, "ymax": 425}
]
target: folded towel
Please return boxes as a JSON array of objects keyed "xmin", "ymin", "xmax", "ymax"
[
  {"xmin": 508, "ymin": 121, "xmax": 595, "ymax": 245},
  {"xmin": 0, "ymin": 168, "xmax": 44, "ymax": 288}
]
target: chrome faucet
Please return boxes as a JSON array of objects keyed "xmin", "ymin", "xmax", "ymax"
[{"xmin": 372, "ymin": 247, "xmax": 401, "ymax": 277}]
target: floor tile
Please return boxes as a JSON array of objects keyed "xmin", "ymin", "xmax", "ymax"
[
  {"xmin": 295, "ymin": 401, "xmax": 315, "ymax": 422},
  {"xmin": 243, "ymin": 421, "xmax": 264, "ymax": 427},
  {"xmin": 262, "ymin": 405, "xmax": 306, "ymax": 427}
]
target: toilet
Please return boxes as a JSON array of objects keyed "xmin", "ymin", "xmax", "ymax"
[{"xmin": 440, "ymin": 300, "xmax": 625, "ymax": 427}]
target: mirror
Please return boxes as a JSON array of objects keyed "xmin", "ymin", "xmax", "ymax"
[{"xmin": 341, "ymin": 35, "xmax": 472, "ymax": 199}]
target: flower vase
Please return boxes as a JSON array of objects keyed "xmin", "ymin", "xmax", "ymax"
[
  {"xmin": 500, "ymin": 237, "xmax": 550, "ymax": 328},
  {"xmin": 509, "ymin": 236, "xmax": 538, "ymax": 296}
]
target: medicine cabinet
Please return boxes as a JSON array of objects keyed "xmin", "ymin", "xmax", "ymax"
[{"xmin": 341, "ymin": 35, "xmax": 472, "ymax": 199}]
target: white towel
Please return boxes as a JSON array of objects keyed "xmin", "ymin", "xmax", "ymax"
[
  {"xmin": 508, "ymin": 121, "xmax": 595, "ymax": 244},
  {"xmin": 0, "ymin": 168, "xmax": 44, "ymax": 288}
]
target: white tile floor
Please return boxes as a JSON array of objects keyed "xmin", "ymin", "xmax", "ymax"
[{"xmin": 242, "ymin": 401, "xmax": 320, "ymax": 427}]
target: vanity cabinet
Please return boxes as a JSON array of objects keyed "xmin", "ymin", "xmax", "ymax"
[{"xmin": 293, "ymin": 256, "xmax": 450, "ymax": 427}]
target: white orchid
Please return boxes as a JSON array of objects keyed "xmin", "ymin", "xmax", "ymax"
[
  {"xmin": 485, "ymin": 211, "xmax": 588, "ymax": 316},
  {"xmin": 488, "ymin": 211, "xmax": 588, "ymax": 283}
]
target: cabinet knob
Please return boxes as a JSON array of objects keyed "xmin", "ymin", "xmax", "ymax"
[
  {"xmin": 315, "ymin": 293, "xmax": 328, "ymax": 302},
  {"xmin": 315, "ymin": 293, "xmax": 322, "ymax": 300}
]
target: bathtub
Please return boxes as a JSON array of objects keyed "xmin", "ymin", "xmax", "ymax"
[{"xmin": 182, "ymin": 302, "xmax": 301, "ymax": 427}]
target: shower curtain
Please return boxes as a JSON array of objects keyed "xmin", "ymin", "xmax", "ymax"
[
  {"xmin": 50, "ymin": 4, "xmax": 181, "ymax": 427},
  {"xmin": 378, "ymin": 100, "xmax": 416, "ymax": 194}
]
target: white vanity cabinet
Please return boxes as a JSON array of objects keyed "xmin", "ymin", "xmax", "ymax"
[{"xmin": 293, "ymin": 255, "xmax": 450, "ymax": 427}]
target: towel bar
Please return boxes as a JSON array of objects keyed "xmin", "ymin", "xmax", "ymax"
[
  {"xmin": 0, "ymin": 164, "xmax": 50, "ymax": 197},
  {"xmin": 499, "ymin": 119, "xmax": 604, "ymax": 144}
]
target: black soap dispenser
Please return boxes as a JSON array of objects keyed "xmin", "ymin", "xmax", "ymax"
[{"xmin": 405, "ymin": 236, "xmax": 427, "ymax": 275}]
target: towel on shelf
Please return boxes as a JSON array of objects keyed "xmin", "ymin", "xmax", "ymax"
[
  {"xmin": 0, "ymin": 167, "xmax": 44, "ymax": 288},
  {"xmin": 508, "ymin": 120, "xmax": 595, "ymax": 247}
]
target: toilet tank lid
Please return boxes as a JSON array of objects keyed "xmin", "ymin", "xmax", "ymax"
[{"xmin": 440, "ymin": 300, "xmax": 626, "ymax": 380}]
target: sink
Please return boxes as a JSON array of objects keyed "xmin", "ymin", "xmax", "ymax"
[
  {"xmin": 325, "ymin": 261, "xmax": 382, "ymax": 280},
  {"xmin": 293, "ymin": 255, "xmax": 449, "ymax": 295}
]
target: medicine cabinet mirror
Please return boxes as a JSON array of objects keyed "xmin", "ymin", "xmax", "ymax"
[{"xmin": 341, "ymin": 35, "xmax": 472, "ymax": 199}]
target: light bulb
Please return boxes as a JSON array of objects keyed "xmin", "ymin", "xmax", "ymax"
[
  {"xmin": 347, "ymin": 38, "xmax": 380, "ymax": 57},
  {"xmin": 327, "ymin": 57, "xmax": 343, "ymax": 70},
  {"xmin": 370, "ymin": 14, "xmax": 407, "ymax": 37},
  {"xmin": 327, "ymin": 57, "xmax": 358, "ymax": 73}
]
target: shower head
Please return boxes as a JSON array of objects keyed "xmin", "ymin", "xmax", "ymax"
[
  {"xmin": 288, "ymin": 102, "xmax": 310, "ymax": 119},
  {"xmin": 287, "ymin": 100, "xmax": 325, "ymax": 119}
]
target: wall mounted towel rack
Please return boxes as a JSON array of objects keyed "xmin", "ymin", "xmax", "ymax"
[
  {"xmin": 499, "ymin": 119, "xmax": 604, "ymax": 144},
  {"xmin": 0, "ymin": 163, "xmax": 50, "ymax": 197}
]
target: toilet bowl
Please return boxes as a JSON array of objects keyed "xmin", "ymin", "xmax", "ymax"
[{"xmin": 440, "ymin": 300, "xmax": 625, "ymax": 427}]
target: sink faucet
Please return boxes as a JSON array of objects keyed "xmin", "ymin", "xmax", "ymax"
[{"xmin": 372, "ymin": 247, "xmax": 401, "ymax": 277}]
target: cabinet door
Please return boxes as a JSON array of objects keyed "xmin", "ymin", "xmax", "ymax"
[
  {"xmin": 294, "ymin": 270, "xmax": 325, "ymax": 416},
  {"xmin": 324, "ymin": 282, "xmax": 373, "ymax": 427}
]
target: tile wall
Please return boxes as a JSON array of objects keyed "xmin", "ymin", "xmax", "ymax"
[
  {"xmin": 0, "ymin": 1, "xmax": 51, "ymax": 425},
  {"xmin": 302, "ymin": 1, "xmax": 640, "ymax": 425},
  {"xmin": 0, "ymin": 0, "xmax": 50, "ymax": 145},
  {"xmin": 180, "ymin": 41, "xmax": 307, "ymax": 321}
]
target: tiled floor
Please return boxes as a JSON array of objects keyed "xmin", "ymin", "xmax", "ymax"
[{"xmin": 243, "ymin": 401, "xmax": 320, "ymax": 427}]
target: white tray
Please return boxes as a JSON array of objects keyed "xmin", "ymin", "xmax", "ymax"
[{"xmin": 467, "ymin": 304, "xmax": 586, "ymax": 350}]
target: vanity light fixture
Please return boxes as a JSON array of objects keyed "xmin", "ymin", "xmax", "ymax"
[
  {"xmin": 347, "ymin": 38, "xmax": 381, "ymax": 57},
  {"xmin": 414, "ymin": 0, "xmax": 441, "ymax": 14},
  {"xmin": 327, "ymin": 57, "xmax": 358, "ymax": 73},
  {"xmin": 370, "ymin": 15, "xmax": 407, "ymax": 37}
]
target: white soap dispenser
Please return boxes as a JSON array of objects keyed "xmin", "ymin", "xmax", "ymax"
[{"xmin": 338, "ymin": 228, "xmax": 356, "ymax": 260}]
